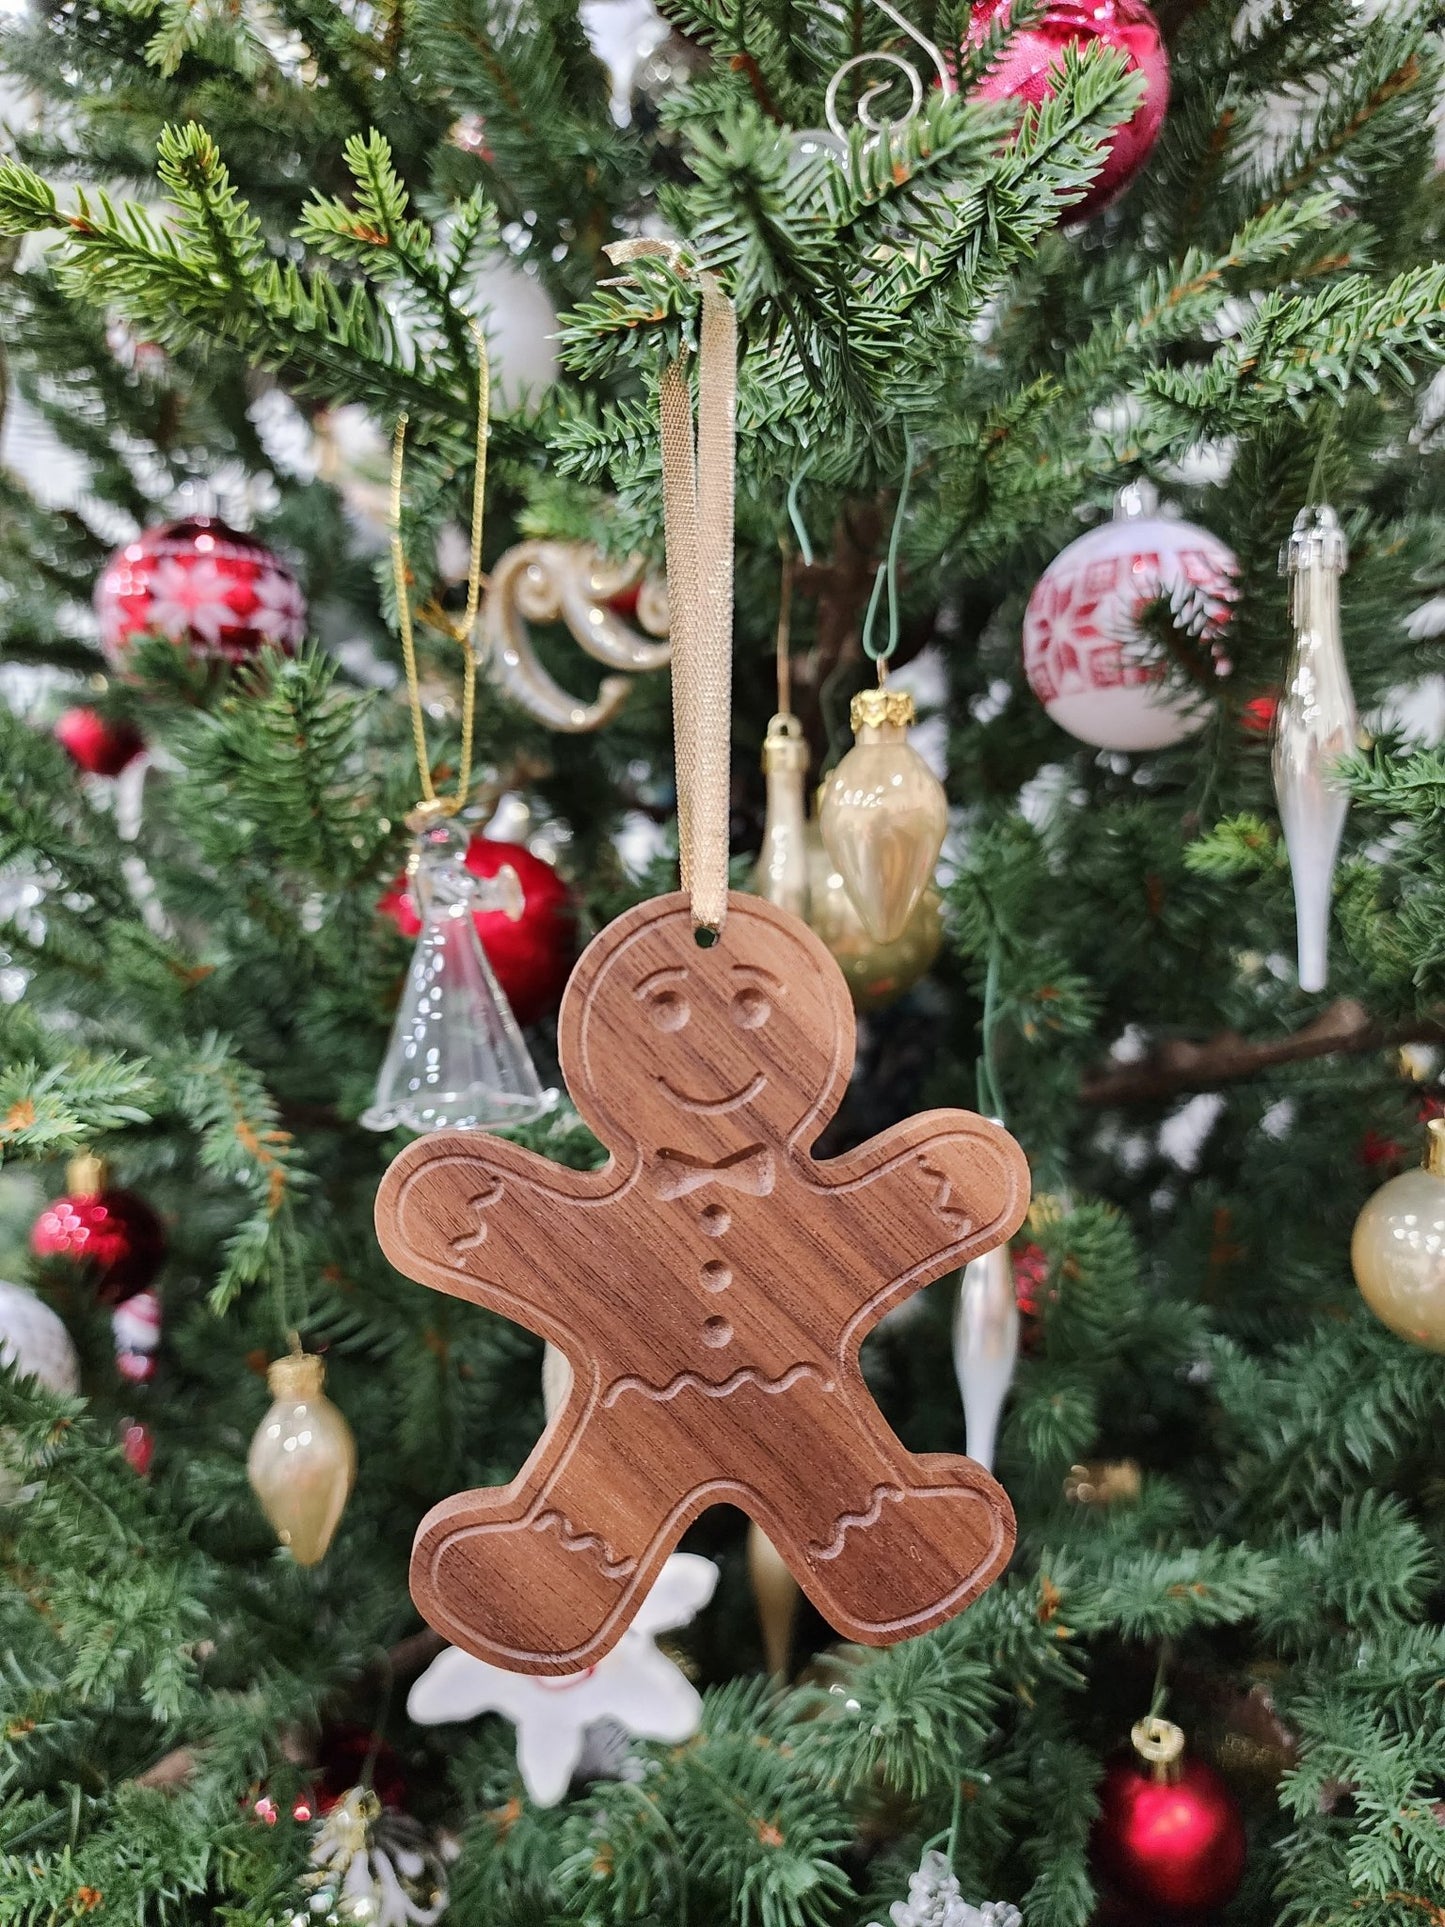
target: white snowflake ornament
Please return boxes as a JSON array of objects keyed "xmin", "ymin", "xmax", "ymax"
[
  {"xmin": 407, "ymin": 1551, "xmax": 717, "ymax": 1806},
  {"xmin": 870, "ymin": 1851, "xmax": 1022, "ymax": 1927}
]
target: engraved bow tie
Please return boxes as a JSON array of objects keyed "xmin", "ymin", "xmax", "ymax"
[{"xmin": 651, "ymin": 1145, "xmax": 775, "ymax": 1201}]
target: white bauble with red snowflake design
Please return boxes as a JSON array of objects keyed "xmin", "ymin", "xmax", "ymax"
[
  {"xmin": 95, "ymin": 517, "xmax": 307, "ymax": 667},
  {"xmin": 1022, "ymin": 485, "xmax": 1236, "ymax": 751}
]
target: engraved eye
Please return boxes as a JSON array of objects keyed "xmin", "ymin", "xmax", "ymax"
[
  {"xmin": 731, "ymin": 986, "xmax": 771, "ymax": 1029},
  {"xmin": 647, "ymin": 988, "xmax": 690, "ymax": 1031}
]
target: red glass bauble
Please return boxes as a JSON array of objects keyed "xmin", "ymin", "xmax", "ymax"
[
  {"xmin": 53, "ymin": 707, "xmax": 144, "ymax": 777},
  {"xmin": 95, "ymin": 517, "xmax": 306, "ymax": 668},
  {"xmin": 378, "ymin": 834, "xmax": 576, "ymax": 1027},
  {"xmin": 31, "ymin": 1181, "xmax": 166, "ymax": 1306},
  {"xmin": 966, "ymin": 1, "xmax": 1169, "ymax": 219},
  {"xmin": 1094, "ymin": 1747, "xmax": 1246, "ymax": 1914}
]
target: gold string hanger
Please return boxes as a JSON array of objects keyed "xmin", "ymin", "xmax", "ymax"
[
  {"xmin": 389, "ymin": 315, "xmax": 491, "ymax": 829},
  {"xmin": 604, "ymin": 239, "xmax": 737, "ymax": 938}
]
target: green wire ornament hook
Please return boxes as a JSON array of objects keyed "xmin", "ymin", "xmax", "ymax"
[
  {"xmin": 974, "ymin": 940, "xmax": 1007, "ymax": 1126},
  {"xmin": 786, "ymin": 464, "xmax": 816, "ymax": 568},
  {"xmin": 862, "ymin": 424, "xmax": 916, "ymax": 674}
]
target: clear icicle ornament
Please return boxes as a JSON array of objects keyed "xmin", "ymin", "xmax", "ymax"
[
  {"xmin": 752, "ymin": 712, "xmax": 811, "ymax": 919},
  {"xmin": 1274, "ymin": 506, "xmax": 1356, "ymax": 995},
  {"xmin": 820, "ymin": 685, "xmax": 947, "ymax": 943},
  {"xmin": 363, "ymin": 814, "xmax": 549, "ymax": 1133},
  {"xmin": 952, "ymin": 1243, "xmax": 1018, "ymax": 1475}
]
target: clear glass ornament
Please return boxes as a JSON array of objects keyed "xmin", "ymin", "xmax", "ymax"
[
  {"xmin": 752, "ymin": 713, "xmax": 810, "ymax": 919},
  {"xmin": 952, "ymin": 1242, "xmax": 1018, "ymax": 1475},
  {"xmin": 1351, "ymin": 1120, "xmax": 1445, "ymax": 1351},
  {"xmin": 820, "ymin": 687, "xmax": 947, "ymax": 943},
  {"xmin": 867, "ymin": 1848, "xmax": 1022, "ymax": 1927},
  {"xmin": 1275, "ymin": 506, "xmax": 1356, "ymax": 994},
  {"xmin": 362, "ymin": 817, "xmax": 549, "ymax": 1133},
  {"xmin": 303, "ymin": 1789, "xmax": 447, "ymax": 1927},
  {"xmin": 247, "ymin": 1353, "xmax": 356, "ymax": 1565}
]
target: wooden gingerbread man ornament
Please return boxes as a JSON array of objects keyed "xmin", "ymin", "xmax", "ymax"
[{"xmin": 377, "ymin": 889, "xmax": 1030, "ymax": 1674}]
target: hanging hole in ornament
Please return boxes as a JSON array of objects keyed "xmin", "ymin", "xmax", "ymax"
[{"xmin": 695, "ymin": 925, "xmax": 719, "ymax": 949}]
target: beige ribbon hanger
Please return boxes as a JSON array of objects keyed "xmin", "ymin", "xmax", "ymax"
[{"xmin": 605, "ymin": 240, "xmax": 737, "ymax": 936}]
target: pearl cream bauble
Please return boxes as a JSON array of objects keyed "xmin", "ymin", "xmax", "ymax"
[
  {"xmin": 0, "ymin": 1280, "xmax": 80, "ymax": 1396},
  {"xmin": 247, "ymin": 1353, "xmax": 356, "ymax": 1564},
  {"xmin": 1351, "ymin": 1120, "xmax": 1445, "ymax": 1351}
]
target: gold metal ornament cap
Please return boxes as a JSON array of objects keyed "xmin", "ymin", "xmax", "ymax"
[
  {"xmin": 849, "ymin": 686, "xmax": 915, "ymax": 733},
  {"xmin": 1426, "ymin": 1117, "xmax": 1445, "ymax": 1179},
  {"xmin": 1131, "ymin": 1715, "xmax": 1186, "ymax": 1783},
  {"xmin": 267, "ymin": 1352, "xmax": 326, "ymax": 1400},
  {"xmin": 65, "ymin": 1152, "xmax": 108, "ymax": 1197},
  {"xmin": 762, "ymin": 712, "xmax": 810, "ymax": 775}
]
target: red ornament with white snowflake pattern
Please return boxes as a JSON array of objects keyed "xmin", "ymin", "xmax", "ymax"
[
  {"xmin": 30, "ymin": 1156, "xmax": 166, "ymax": 1306},
  {"xmin": 95, "ymin": 517, "xmax": 306, "ymax": 668},
  {"xmin": 966, "ymin": 1, "xmax": 1170, "ymax": 220},
  {"xmin": 1022, "ymin": 485, "xmax": 1236, "ymax": 752}
]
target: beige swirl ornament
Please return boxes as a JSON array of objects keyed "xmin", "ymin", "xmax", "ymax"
[{"xmin": 480, "ymin": 540, "xmax": 671, "ymax": 732}]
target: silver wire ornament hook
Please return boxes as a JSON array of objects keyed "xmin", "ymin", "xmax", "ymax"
[{"xmin": 824, "ymin": 0, "xmax": 953, "ymax": 140}]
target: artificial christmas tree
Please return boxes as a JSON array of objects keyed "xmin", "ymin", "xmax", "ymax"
[{"xmin": 1, "ymin": 2, "xmax": 1444, "ymax": 1922}]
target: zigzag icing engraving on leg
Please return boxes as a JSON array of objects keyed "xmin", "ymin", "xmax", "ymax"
[{"xmin": 533, "ymin": 1508, "xmax": 638, "ymax": 1580}]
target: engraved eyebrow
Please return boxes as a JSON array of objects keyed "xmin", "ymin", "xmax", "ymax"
[
  {"xmin": 733, "ymin": 964, "xmax": 784, "ymax": 992},
  {"xmin": 634, "ymin": 965, "xmax": 689, "ymax": 997}
]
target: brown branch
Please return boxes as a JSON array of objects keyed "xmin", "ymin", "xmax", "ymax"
[{"xmin": 1080, "ymin": 999, "xmax": 1445, "ymax": 1107}]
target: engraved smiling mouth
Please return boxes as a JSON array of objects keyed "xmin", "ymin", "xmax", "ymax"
[{"xmin": 655, "ymin": 1071, "xmax": 766, "ymax": 1114}]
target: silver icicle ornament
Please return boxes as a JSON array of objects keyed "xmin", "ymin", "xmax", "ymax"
[
  {"xmin": 952, "ymin": 1244, "xmax": 1018, "ymax": 1476},
  {"xmin": 1274, "ymin": 506, "xmax": 1356, "ymax": 994}
]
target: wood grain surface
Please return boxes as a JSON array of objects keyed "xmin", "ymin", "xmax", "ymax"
[{"xmin": 376, "ymin": 890, "xmax": 1030, "ymax": 1674}]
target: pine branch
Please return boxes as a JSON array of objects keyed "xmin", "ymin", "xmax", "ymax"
[{"xmin": 1079, "ymin": 999, "xmax": 1445, "ymax": 1106}]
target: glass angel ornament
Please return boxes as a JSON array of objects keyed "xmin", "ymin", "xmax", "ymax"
[
  {"xmin": 363, "ymin": 815, "xmax": 549, "ymax": 1133},
  {"xmin": 1274, "ymin": 506, "xmax": 1356, "ymax": 994}
]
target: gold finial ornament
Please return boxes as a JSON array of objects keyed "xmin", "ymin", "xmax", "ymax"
[
  {"xmin": 753, "ymin": 714, "xmax": 811, "ymax": 920},
  {"xmin": 247, "ymin": 1351, "xmax": 356, "ymax": 1565},
  {"xmin": 1350, "ymin": 1118, "xmax": 1445, "ymax": 1350},
  {"xmin": 820, "ymin": 686, "xmax": 947, "ymax": 943}
]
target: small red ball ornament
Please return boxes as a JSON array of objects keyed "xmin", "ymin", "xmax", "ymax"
[
  {"xmin": 378, "ymin": 834, "xmax": 576, "ymax": 1027},
  {"xmin": 30, "ymin": 1156, "xmax": 166, "ymax": 1306},
  {"xmin": 966, "ymin": 1, "xmax": 1170, "ymax": 219},
  {"xmin": 53, "ymin": 707, "xmax": 145, "ymax": 777},
  {"xmin": 1093, "ymin": 1717, "xmax": 1246, "ymax": 1915},
  {"xmin": 95, "ymin": 517, "xmax": 306, "ymax": 668}
]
